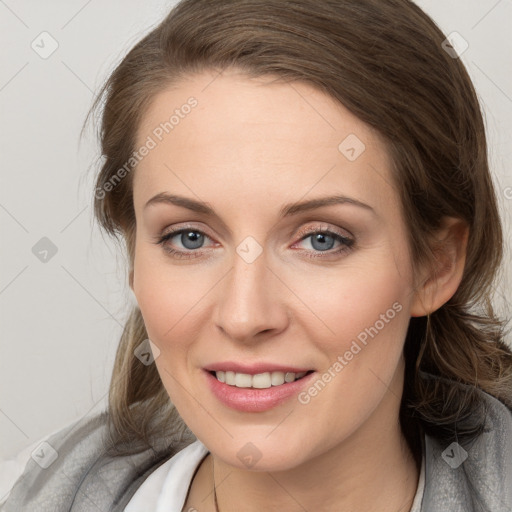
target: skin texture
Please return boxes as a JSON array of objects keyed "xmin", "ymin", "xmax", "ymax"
[{"xmin": 130, "ymin": 68, "xmax": 468, "ymax": 512}]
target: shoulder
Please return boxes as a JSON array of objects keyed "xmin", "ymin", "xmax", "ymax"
[
  {"xmin": 422, "ymin": 385, "xmax": 512, "ymax": 512},
  {"xmin": 0, "ymin": 411, "xmax": 196, "ymax": 512},
  {"xmin": 125, "ymin": 439, "xmax": 209, "ymax": 511},
  {"xmin": 0, "ymin": 414, "xmax": 108, "ymax": 510}
]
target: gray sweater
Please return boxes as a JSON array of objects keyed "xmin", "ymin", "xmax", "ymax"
[{"xmin": 1, "ymin": 379, "xmax": 511, "ymax": 511}]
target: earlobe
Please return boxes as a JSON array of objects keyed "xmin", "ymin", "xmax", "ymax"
[{"xmin": 410, "ymin": 217, "xmax": 469, "ymax": 317}]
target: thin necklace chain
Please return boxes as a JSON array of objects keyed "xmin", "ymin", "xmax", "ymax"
[{"xmin": 212, "ymin": 454, "xmax": 220, "ymax": 512}]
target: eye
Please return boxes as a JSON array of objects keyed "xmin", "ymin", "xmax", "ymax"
[
  {"xmin": 152, "ymin": 225, "xmax": 215, "ymax": 259},
  {"xmin": 292, "ymin": 226, "xmax": 354, "ymax": 259},
  {"xmin": 152, "ymin": 223, "xmax": 355, "ymax": 260}
]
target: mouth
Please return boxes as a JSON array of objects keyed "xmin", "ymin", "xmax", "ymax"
[
  {"xmin": 204, "ymin": 368, "xmax": 317, "ymax": 412},
  {"xmin": 207, "ymin": 369, "xmax": 315, "ymax": 389}
]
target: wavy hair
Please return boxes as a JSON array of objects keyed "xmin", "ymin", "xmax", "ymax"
[{"xmin": 84, "ymin": 0, "xmax": 512, "ymax": 458}]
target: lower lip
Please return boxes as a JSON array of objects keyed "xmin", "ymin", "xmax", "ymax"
[{"xmin": 204, "ymin": 370, "xmax": 316, "ymax": 412}]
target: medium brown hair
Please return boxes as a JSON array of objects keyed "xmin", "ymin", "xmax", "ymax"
[{"xmin": 84, "ymin": 0, "xmax": 512, "ymax": 458}]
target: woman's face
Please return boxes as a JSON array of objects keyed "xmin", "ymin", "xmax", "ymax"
[{"xmin": 131, "ymin": 68, "xmax": 422, "ymax": 471}]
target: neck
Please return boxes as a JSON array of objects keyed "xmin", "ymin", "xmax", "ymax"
[{"xmin": 214, "ymin": 407, "xmax": 419, "ymax": 510}]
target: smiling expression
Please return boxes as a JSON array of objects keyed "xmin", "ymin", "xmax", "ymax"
[{"xmin": 130, "ymin": 67, "xmax": 422, "ymax": 471}]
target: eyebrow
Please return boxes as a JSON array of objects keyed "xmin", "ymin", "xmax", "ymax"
[{"xmin": 144, "ymin": 193, "xmax": 375, "ymax": 217}]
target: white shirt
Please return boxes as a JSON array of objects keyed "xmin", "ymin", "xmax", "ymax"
[{"xmin": 124, "ymin": 439, "xmax": 426, "ymax": 511}]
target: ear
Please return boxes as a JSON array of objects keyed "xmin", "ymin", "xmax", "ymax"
[{"xmin": 410, "ymin": 216, "xmax": 469, "ymax": 317}]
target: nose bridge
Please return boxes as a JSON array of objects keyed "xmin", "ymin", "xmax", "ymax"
[{"xmin": 215, "ymin": 238, "xmax": 287, "ymax": 341}]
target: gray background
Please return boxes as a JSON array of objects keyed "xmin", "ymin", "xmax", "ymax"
[{"xmin": 1, "ymin": 0, "xmax": 511, "ymax": 460}]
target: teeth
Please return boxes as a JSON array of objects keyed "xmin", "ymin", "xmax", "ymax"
[{"xmin": 214, "ymin": 370, "xmax": 308, "ymax": 388}]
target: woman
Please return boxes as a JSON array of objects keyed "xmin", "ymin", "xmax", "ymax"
[{"xmin": 2, "ymin": 0, "xmax": 511, "ymax": 510}]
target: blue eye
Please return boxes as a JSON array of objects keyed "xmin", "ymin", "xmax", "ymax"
[
  {"xmin": 292, "ymin": 229, "xmax": 354, "ymax": 259},
  {"xmin": 154, "ymin": 228, "xmax": 214, "ymax": 259},
  {"xmin": 153, "ymin": 226, "xmax": 354, "ymax": 260},
  {"xmin": 300, "ymin": 232, "xmax": 343, "ymax": 251},
  {"xmin": 174, "ymin": 230, "xmax": 206, "ymax": 250}
]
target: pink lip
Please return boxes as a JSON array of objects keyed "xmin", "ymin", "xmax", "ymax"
[
  {"xmin": 204, "ymin": 369, "xmax": 316, "ymax": 412},
  {"xmin": 204, "ymin": 361, "xmax": 313, "ymax": 374}
]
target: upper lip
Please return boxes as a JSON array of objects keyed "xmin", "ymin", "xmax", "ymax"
[{"xmin": 204, "ymin": 362, "xmax": 314, "ymax": 374}]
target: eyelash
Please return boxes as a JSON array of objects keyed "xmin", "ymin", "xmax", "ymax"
[{"xmin": 152, "ymin": 224, "xmax": 355, "ymax": 260}]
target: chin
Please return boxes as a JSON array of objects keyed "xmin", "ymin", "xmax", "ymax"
[{"xmin": 205, "ymin": 434, "xmax": 314, "ymax": 472}]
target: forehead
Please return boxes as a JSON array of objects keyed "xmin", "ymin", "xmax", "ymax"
[{"xmin": 132, "ymin": 69, "xmax": 397, "ymax": 216}]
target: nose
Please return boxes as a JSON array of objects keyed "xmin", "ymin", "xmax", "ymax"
[{"xmin": 213, "ymin": 245, "xmax": 290, "ymax": 344}]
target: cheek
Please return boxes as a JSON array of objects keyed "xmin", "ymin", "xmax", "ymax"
[
  {"xmin": 132, "ymin": 254, "xmax": 199, "ymax": 405},
  {"xmin": 133, "ymin": 247, "xmax": 193, "ymax": 348},
  {"xmin": 289, "ymin": 267, "xmax": 411, "ymax": 431},
  {"xmin": 287, "ymin": 257, "xmax": 414, "ymax": 413},
  {"xmin": 292, "ymin": 257, "xmax": 412, "ymax": 348}
]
